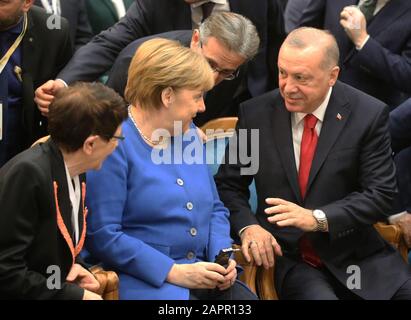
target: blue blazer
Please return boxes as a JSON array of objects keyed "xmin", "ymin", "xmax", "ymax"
[
  {"xmin": 58, "ymin": 0, "xmax": 285, "ymax": 96},
  {"xmin": 296, "ymin": 0, "xmax": 411, "ymax": 108},
  {"xmin": 216, "ymin": 81, "xmax": 411, "ymax": 299},
  {"xmin": 85, "ymin": 120, "xmax": 233, "ymax": 300}
]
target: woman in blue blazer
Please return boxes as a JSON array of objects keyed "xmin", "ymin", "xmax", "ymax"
[{"xmin": 85, "ymin": 38, "xmax": 256, "ymax": 300}]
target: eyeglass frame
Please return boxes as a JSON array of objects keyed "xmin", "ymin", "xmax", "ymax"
[
  {"xmin": 199, "ymin": 40, "xmax": 240, "ymax": 81},
  {"xmin": 101, "ymin": 134, "xmax": 125, "ymax": 141}
]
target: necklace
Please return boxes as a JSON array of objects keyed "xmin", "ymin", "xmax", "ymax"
[{"xmin": 128, "ymin": 106, "xmax": 165, "ymax": 146}]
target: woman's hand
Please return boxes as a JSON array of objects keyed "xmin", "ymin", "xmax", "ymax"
[
  {"xmin": 217, "ymin": 259, "xmax": 237, "ymax": 291},
  {"xmin": 166, "ymin": 262, "xmax": 227, "ymax": 289}
]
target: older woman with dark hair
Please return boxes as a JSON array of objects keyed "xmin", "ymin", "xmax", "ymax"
[
  {"xmin": 0, "ymin": 82, "xmax": 128, "ymax": 300},
  {"xmin": 85, "ymin": 38, "xmax": 257, "ymax": 300}
]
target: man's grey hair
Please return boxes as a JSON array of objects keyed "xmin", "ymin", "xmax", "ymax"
[
  {"xmin": 285, "ymin": 27, "xmax": 340, "ymax": 69},
  {"xmin": 199, "ymin": 12, "xmax": 260, "ymax": 60}
]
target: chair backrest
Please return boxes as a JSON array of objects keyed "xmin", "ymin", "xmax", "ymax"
[
  {"xmin": 31, "ymin": 135, "xmax": 50, "ymax": 147},
  {"xmin": 201, "ymin": 117, "xmax": 257, "ymax": 213}
]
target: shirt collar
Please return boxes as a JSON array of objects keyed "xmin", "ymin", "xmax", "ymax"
[
  {"xmin": 1, "ymin": 16, "xmax": 24, "ymax": 35},
  {"xmin": 191, "ymin": 0, "xmax": 227, "ymax": 9},
  {"xmin": 293, "ymin": 87, "xmax": 333, "ymax": 126}
]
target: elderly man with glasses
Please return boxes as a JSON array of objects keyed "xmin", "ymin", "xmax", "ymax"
[{"xmin": 107, "ymin": 12, "xmax": 260, "ymax": 126}]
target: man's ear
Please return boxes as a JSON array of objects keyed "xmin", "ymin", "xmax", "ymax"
[
  {"xmin": 190, "ymin": 29, "xmax": 201, "ymax": 52},
  {"xmin": 161, "ymin": 87, "xmax": 174, "ymax": 109},
  {"xmin": 82, "ymin": 135, "xmax": 98, "ymax": 156},
  {"xmin": 329, "ymin": 66, "xmax": 340, "ymax": 87},
  {"xmin": 23, "ymin": 0, "xmax": 35, "ymax": 12}
]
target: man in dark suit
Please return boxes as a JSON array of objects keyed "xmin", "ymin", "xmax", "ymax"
[
  {"xmin": 34, "ymin": 0, "xmax": 93, "ymax": 51},
  {"xmin": 294, "ymin": 0, "xmax": 411, "ymax": 108},
  {"xmin": 0, "ymin": 1, "xmax": 72, "ymax": 167},
  {"xmin": 106, "ymin": 27, "xmax": 253, "ymax": 127},
  {"xmin": 34, "ymin": 0, "xmax": 285, "ymax": 116},
  {"xmin": 215, "ymin": 27, "xmax": 411, "ymax": 299},
  {"xmin": 293, "ymin": 0, "xmax": 411, "ymax": 258},
  {"xmin": 0, "ymin": 82, "xmax": 127, "ymax": 300}
]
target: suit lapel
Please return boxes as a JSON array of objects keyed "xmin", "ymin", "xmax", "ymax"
[
  {"xmin": 306, "ymin": 82, "xmax": 351, "ymax": 193},
  {"xmin": 367, "ymin": 0, "xmax": 411, "ymax": 37},
  {"xmin": 49, "ymin": 141, "xmax": 75, "ymax": 240},
  {"xmin": 272, "ymin": 97, "xmax": 302, "ymax": 203}
]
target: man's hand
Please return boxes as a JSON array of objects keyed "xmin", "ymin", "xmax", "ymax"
[
  {"xmin": 66, "ymin": 263, "xmax": 100, "ymax": 293},
  {"xmin": 167, "ymin": 262, "xmax": 227, "ymax": 289},
  {"xmin": 34, "ymin": 79, "xmax": 66, "ymax": 117},
  {"xmin": 217, "ymin": 259, "xmax": 237, "ymax": 291},
  {"xmin": 265, "ymin": 198, "xmax": 317, "ymax": 232},
  {"xmin": 240, "ymin": 225, "xmax": 282, "ymax": 270},
  {"xmin": 340, "ymin": 6, "xmax": 369, "ymax": 48}
]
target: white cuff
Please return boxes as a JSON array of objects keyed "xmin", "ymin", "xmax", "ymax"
[
  {"xmin": 56, "ymin": 78, "xmax": 68, "ymax": 88},
  {"xmin": 356, "ymin": 35, "xmax": 370, "ymax": 50}
]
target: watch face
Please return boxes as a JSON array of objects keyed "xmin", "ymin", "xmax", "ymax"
[{"xmin": 314, "ymin": 210, "xmax": 325, "ymax": 219}]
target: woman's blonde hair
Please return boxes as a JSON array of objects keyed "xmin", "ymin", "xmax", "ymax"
[{"xmin": 125, "ymin": 38, "xmax": 214, "ymax": 109}]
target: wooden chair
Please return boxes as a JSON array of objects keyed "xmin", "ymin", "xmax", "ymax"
[{"xmin": 31, "ymin": 136, "xmax": 120, "ymax": 300}]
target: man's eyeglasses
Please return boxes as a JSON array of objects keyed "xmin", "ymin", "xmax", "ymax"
[
  {"xmin": 199, "ymin": 40, "xmax": 239, "ymax": 81},
  {"xmin": 101, "ymin": 134, "xmax": 125, "ymax": 141},
  {"xmin": 206, "ymin": 58, "xmax": 240, "ymax": 80},
  {"xmin": 111, "ymin": 135, "xmax": 125, "ymax": 141}
]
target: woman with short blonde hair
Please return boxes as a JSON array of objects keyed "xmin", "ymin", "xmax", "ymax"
[{"xmin": 86, "ymin": 38, "xmax": 257, "ymax": 300}]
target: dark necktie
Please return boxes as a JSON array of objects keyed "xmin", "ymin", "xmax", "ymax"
[
  {"xmin": 358, "ymin": 0, "xmax": 378, "ymax": 22},
  {"xmin": 298, "ymin": 114, "xmax": 323, "ymax": 268},
  {"xmin": 201, "ymin": 2, "xmax": 215, "ymax": 22}
]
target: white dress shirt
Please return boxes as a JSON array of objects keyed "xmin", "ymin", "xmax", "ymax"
[
  {"xmin": 111, "ymin": 0, "xmax": 127, "ymax": 20},
  {"xmin": 190, "ymin": 0, "xmax": 230, "ymax": 29},
  {"xmin": 292, "ymin": 87, "xmax": 332, "ymax": 171},
  {"xmin": 64, "ymin": 162, "xmax": 81, "ymax": 245}
]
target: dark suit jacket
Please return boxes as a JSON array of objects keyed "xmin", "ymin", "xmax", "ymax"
[
  {"xmin": 34, "ymin": 0, "xmax": 93, "ymax": 51},
  {"xmin": 58, "ymin": 0, "xmax": 285, "ymax": 96},
  {"xmin": 22, "ymin": 6, "xmax": 72, "ymax": 147},
  {"xmin": 106, "ymin": 30, "xmax": 248, "ymax": 127},
  {"xmin": 215, "ymin": 81, "xmax": 411, "ymax": 299},
  {"xmin": 296, "ymin": 0, "xmax": 411, "ymax": 108},
  {"xmin": 390, "ymin": 98, "xmax": 411, "ymax": 154},
  {"xmin": 85, "ymin": 0, "xmax": 134, "ymax": 35},
  {"xmin": 390, "ymin": 98, "xmax": 411, "ymax": 213},
  {"xmin": 0, "ymin": 140, "xmax": 86, "ymax": 299}
]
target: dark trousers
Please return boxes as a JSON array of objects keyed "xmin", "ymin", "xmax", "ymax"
[
  {"xmin": 280, "ymin": 262, "xmax": 411, "ymax": 300},
  {"xmin": 190, "ymin": 280, "xmax": 258, "ymax": 300}
]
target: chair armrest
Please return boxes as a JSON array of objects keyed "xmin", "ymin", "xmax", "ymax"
[
  {"xmin": 90, "ymin": 265, "xmax": 119, "ymax": 300},
  {"xmin": 233, "ymin": 244, "xmax": 257, "ymax": 295},
  {"xmin": 374, "ymin": 222, "xmax": 409, "ymax": 263}
]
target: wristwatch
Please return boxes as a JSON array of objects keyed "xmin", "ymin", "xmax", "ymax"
[{"xmin": 312, "ymin": 209, "xmax": 328, "ymax": 232}]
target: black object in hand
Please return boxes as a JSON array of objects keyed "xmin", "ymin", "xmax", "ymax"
[{"xmin": 214, "ymin": 248, "xmax": 240, "ymax": 267}]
